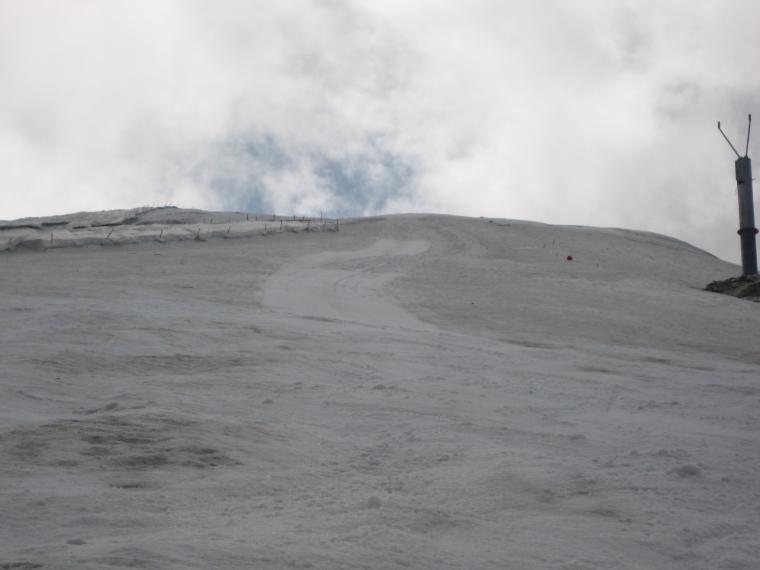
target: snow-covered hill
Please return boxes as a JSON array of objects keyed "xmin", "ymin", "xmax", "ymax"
[{"xmin": 1, "ymin": 212, "xmax": 758, "ymax": 569}]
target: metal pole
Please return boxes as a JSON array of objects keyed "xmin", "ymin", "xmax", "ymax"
[
  {"xmin": 718, "ymin": 121, "xmax": 741, "ymax": 158},
  {"xmin": 734, "ymin": 155, "xmax": 758, "ymax": 275},
  {"xmin": 718, "ymin": 115, "xmax": 758, "ymax": 276}
]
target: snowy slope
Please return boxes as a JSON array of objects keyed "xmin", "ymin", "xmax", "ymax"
[{"xmin": 0, "ymin": 212, "xmax": 758, "ymax": 569}]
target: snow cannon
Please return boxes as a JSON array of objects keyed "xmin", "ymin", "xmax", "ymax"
[{"xmin": 718, "ymin": 115, "xmax": 758, "ymax": 276}]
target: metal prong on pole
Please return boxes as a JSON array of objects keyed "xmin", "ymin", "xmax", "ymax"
[
  {"xmin": 718, "ymin": 120, "xmax": 741, "ymax": 158},
  {"xmin": 745, "ymin": 114, "xmax": 752, "ymax": 157}
]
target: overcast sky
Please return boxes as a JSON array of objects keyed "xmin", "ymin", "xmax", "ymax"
[{"xmin": 2, "ymin": 1, "xmax": 759, "ymax": 262}]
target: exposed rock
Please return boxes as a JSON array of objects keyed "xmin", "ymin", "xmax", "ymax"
[{"xmin": 705, "ymin": 274, "xmax": 760, "ymax": 302}]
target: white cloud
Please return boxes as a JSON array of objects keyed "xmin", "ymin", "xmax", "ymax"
[{"xmin": 1, "ymin": 0, "xmax": 758, "ymax": 262}]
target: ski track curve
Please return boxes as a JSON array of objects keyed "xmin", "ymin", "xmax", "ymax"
[{"xmin": 262, "ymin": 238, "xmax": 430, "ymax": 329}]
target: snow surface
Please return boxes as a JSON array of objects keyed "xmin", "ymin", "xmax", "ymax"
[{"xmin": 1, "ymin": 211, "xmax": 758, "ymax": 569}]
